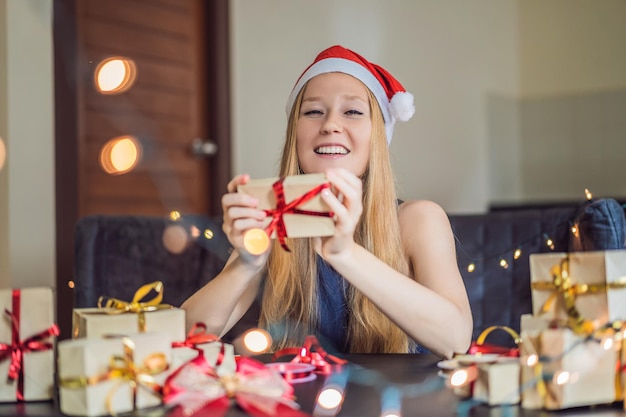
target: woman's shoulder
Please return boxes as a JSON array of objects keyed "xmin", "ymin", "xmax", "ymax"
[{"xmin": 398, "ymin": 199, "xmax": 448, "ymax": 220}]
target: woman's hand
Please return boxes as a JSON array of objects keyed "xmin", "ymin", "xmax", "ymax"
[
  {"xmin": 315, "ymin": 168, "xmax": 363, "ymax": 259},
  {"xmin": 222, "ymin": 174, "xmax": 270, "ymax": 267}
]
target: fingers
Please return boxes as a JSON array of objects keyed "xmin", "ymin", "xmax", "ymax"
[
  {"xmin": 322, "ymin": 168, "xmax": 363, "ymax": 223},
  {"xmin": 222, "ymin": 174, "xmax": 267, "ymax": 251}
]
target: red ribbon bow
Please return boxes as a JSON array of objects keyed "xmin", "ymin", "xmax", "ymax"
[
  {"xmin": 0, "ymin": 289, "xmax": 60, "ymax": 401},
  {"xmin": 164, "ymin": 353, "xmax": 308, "ymax": 417},
  {"xmin": 172, "ymin": 323, "xmax": 221, "ymax": 350},
  {"xmin": 264, "ymin": 177, "xmax": 334, "ymax": 252},
  {"xmin": 272, "ymin": 335, "xmax": 347, "ymax": 375}
]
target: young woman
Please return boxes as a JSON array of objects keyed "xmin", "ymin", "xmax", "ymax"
[{"xmin": 182, "ymin": 45, "xmax": 472, "ymax": 358}]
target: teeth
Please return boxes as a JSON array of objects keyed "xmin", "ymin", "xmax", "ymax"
[{"xmin": 315, "ymin": 146, "xmax": 349, "ymax": 155}]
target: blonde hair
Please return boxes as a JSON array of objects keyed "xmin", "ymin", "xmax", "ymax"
[{"xmin": 260, "ymin": 82, "xmax": 411, "ymax": 353}]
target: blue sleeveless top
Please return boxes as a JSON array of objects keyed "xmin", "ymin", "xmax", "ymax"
[{"xmin": 315, "ymin": 256, "xmax": 427, "ymax": 354}]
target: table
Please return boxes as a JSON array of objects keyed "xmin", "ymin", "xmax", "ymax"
[{"xmin": 1, "ymin": 353, "xmax": 625, "ymax": 416}]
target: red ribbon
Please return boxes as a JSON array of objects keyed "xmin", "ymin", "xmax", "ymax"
[
  {"xmin": 172, "ymin": 323, "xmax": 221, "ymax": 349},
  {"xmin": 272, "ymin": 335, "xmax": 347, "ymax": 375},
  {"xmin": 264, "ymin": 177, "xmax": 334, "ymax": 252},
  {"xmin": 164, "ymin": 352, "xmax": 308, "ymax": 417},
  {"xmin": 467, "ymin": 342, "xmax": 519, "ymax": 357},
  {"xmin": 0, "ymin": 289, "xmax": 60, "ymax": 401}
]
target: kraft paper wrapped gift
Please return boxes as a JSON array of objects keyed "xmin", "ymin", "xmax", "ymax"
[
  {"xmin": 0, "ymin": 287, "xmax": 58, "ymax": 402},
  {"xmin": 529, "ymin": 250, "xmax": 626, "ymax": 328},
  {"xmin": 237, "ymin": 173, "xmax": 334, "ymax": 240},
  {"xmin": 58, "ymin": 332, "xmax": 171, "ymax": 417},
  {"xmin": 472, "ymin": 359, "xmax": 520, "ymax": 406},
  {"xmin": 520, "ymin": 327, "xmax": 618, "ymax": 410}
]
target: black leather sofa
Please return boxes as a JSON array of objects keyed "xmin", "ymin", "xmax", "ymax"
[{"xmin": 73, "ymin": 198, "xmax": 626, "ymax": 347}]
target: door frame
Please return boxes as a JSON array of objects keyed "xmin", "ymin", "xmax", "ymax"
[{"xmin": 53, "ymin": 0, "xmax": 231, "ymax": 339}]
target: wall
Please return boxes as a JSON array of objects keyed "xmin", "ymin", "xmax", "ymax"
[{"xmin": 0, "ymin": 0, "xmax": 55, "ymax": 288}]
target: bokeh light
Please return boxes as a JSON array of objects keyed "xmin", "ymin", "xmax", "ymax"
[
  {"xmin": 242, "ymin": 328, "xmax": 271, "ymax": 353},
  {"xmin": 162, "ymin": 224, "xmax": 189, "ymax": 254},
  {"xmin": 0, "ymin": 137, "xmax": 5, "ymax": 171},
  {"xmin": 94, "ymin": 57, "xmax": 137, "ymax": 94},
  {"xmin": 317, "ymin": 387, "xmax": 344, "ymax": 409},
  {"xmin": 99, "ymin": 136, "xmax": 141, "ymax": 175}
]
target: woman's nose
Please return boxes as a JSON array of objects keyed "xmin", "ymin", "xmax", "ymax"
[{"xmin": 321, "ymin": 112, "xmax": 342, "ymax": 134}]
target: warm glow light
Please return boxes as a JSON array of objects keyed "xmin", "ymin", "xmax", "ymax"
[
  {"xmin": 526, "ymin": 354, "xmax": 538, "ymax": 367},
  {"xmin": 467, "ymin": 263, "xmax": 475, "ymax": 273},
  {"xmin": 499, "ymin": 258, "xmax": 509, "ymax": 269},
  {"xmin": 0, "ymin": 137, "xmax": 6, "ymax": 171},
  {"xmin": 67, "ymin": 280, "xmax": 75, "ymax": 289},
  {"xmin": 190, "ymin": 226, "xmax": 200, "ymax": 239},
  {"xmin": 169, "ymin": 211, "xmax": 181, "ymax": 221},
  {"xmin": 571, "ymin": 225, "xmax": 579, "ymax": 237},
  {"xmin": 317, "ymin": 388, "xmax": 344, "ymax": 409},
  {"xmin": 584, "ymin": 188, "xmax": 593, "ymax": 201},
  {"xmin": 204, "ymin": 229, "xmax": 214, "ymax": 239},
  {"xmin": 382, "ymin": 413, "xmax": 401, "ymax": 417},
  {"xmin": 554, "ymin": 371, "xmax": 570, "ymax": 385},
  {"xmin": 243, "ymin": 228, "xmax": 270, "ymax": 255},
  {"xmin": 95, "ymin": 57, "xmax": 137, "ymax": 94},
  {"xmin": 513, "ymin": 248, "xmax": 522, "ymax": 260},
  {"xmin": 162, "ymin": 224, "xmax": 189, "ymax": 254},
  {"xmin": 243, "ymin": 329, "xmax": 271, "ymax": 353},
  {"xmin": 99, "ymin": 136, "xmax": 141, "ymax": 175},
  {"xmin": 449, "ymin": 369, "xmax": 469, "ymax": 387},
  {"xmin": 544, "ymin": 234, "xmax": 555, "ymax": 250}
]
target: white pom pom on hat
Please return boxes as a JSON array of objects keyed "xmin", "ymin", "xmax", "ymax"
[{"xmin": 286, "ymin": 45, "xmax": 415, "ymax": 144}]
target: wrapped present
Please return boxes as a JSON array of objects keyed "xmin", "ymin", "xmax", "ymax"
[
  {"xmin": 163, "ymin": 353, "xmax": 307, "ymax": 417},
  {"xmin": 529, "ymin": 250, "xmax": 626, "ymax": 333},
  {"xmin": 58, "ymin": 332, "xmax": 171, "ymax": 416},
  {"xmin": 171, "ymin": 323, "xmax": 236, "ymax": 374},
  {"xmin": 237, "ymin": 173, "xmax": 334, "ymax": 251},
  {"xmin": 72, "ymin": 281, "xmax": 185, "ymax": 342},
  {"xmin": 0, "ymin": 287, "xmax": 59, "ymax": 402},
  {"xmin": 520, "ymin": 326, "xmax": 619, "ymax": 410},
  {"xmin": 271, "ymin": 335, "xmax": 347, "ymax": 375},
  {"xmin": 443, "ymin": 326, "xmax": 521, "ymax": 405}
]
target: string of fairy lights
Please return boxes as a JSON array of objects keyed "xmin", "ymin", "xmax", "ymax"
[{"xmin": 455, "ymin": 189, "xmax": 595, "ymax": 274}]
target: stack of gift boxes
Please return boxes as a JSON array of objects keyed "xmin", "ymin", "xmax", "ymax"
[
  {"xmin": 0, "ymin": 281, "xmax": 238, "ymax": 416},
  {"xmin": 445, "ymin": 249, "xmax": 626, "ymax": 410}
]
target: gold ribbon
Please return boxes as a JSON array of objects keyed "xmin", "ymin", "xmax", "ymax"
[
  {"xmin": 97, "ymin": 281, "xmax": 172, "ymax": 332},
  {"xmin": 531, "ymin": 256, "xmax": 626, "ymax": 335},
  {"xmin": 60, "ymin": 337, "xmax": 168, "ymax": 415},
  {"xmin": 476, "ymin": 325, "xmax": 521, "ymax": 346}
]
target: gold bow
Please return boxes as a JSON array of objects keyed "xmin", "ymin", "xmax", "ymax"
[
  {"xmin": 531, "ymin": 256, "xmax": 626, "ymax": 335},
  {"xmin": 97, "ymin": 281, "xmax": 172, "ymax": 332},
  {"xmin": 60, "ymin": 337, "xmax": 168, "ymax": 415}
]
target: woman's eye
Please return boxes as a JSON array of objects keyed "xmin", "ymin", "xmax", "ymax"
[
  {"xmin": 303, "ymin": 109, "xmax": 323, "ymax": 116},
  {"xmin": 345, "ymin": 109, "xmax": 364, "ymax": 116}
]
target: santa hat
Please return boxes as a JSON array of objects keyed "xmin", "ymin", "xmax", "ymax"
[{"xmin": 286, "ymin": 45, "xmax": 414, "ymax": 144}]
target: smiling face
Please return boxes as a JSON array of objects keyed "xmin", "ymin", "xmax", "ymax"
[{"xmin": 295, "ymin": 72, "xmax": 372, "ymax": 176}]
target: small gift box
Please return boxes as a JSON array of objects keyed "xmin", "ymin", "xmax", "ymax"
[
  {"xmin": 529, "ymin": 250, "xmax": 626, "ymax": 332},
  {"xmin": 237, "ymin": 173, "xmax": 334, "ymax": 250},
  {"xmin": 0, "ymin": 287, "xmax": 59, "ymax": 402},
  {"xmin": 444, "ymin": 326, "xmax": 521, "ymax": 406},
  {"xmin": 72, "ymin": 281, "xmax": 185, "ymax": 342},
  {"xmin": 473, "ymin": 360, "xmax": 520, "ymax": 406},
  {"xmin": 58, "ymin": 332, "xmax": 171, "ymax": 417},
  {"xmin": 520, "ymin": 327, "xmax": 618, "ymax": 410},
  {"xmin": 171, "ymin": 324, "xmax": 236, "ymax": 374}
]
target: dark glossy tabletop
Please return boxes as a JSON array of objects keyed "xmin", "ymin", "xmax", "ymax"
[{"xmin": 1, "ymin": 353, "xmax": 625, "ymax": 417}]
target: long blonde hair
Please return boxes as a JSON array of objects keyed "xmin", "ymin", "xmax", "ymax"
[{"xmin": 260, "ymin": 82, "xmax": 411, "ymax": 353}]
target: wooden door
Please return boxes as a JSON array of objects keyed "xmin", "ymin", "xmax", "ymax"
[
  {"xmin": 78, "ymin": 0, "xmax": 211, "ymax": 216},
  {"xmin": 54, "ymin": 0, "xmax": 231, "ymax": 338}
]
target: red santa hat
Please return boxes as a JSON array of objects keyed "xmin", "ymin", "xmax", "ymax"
[{"xmin": 286, "ymin": 45, "xmax": 414, "ymax": 144}]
